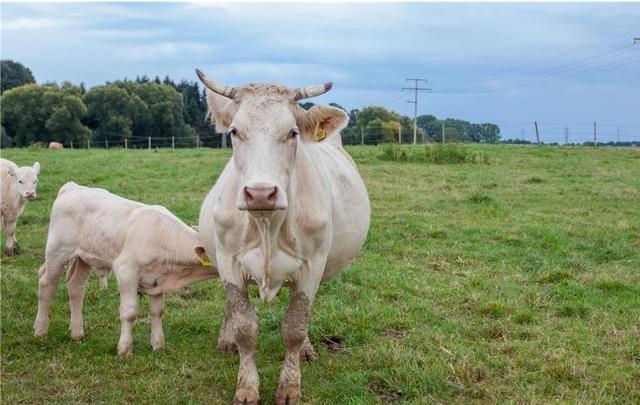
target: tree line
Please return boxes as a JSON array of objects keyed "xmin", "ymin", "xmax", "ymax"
[{"xmin": 1, "ymin": 59, "xmax": 501, "ymax": 148}]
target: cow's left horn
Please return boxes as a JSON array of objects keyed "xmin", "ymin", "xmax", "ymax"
[
  {"xmin": 294, "ymin": 82, "xmax": 333, "ymax": 101},
  {"xmin": 195, "ymin": 69, "xmax": 236, "ymax": 99}
]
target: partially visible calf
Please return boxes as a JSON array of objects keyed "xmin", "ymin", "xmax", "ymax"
[
  {"xmin": 33, "ymin": 182, "xmax": 218, "ymax": 356},
  {"xmin": 1, "ymin": 158, "xmax": 40, "ymax": 255}
]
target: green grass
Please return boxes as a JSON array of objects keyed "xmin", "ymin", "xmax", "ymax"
[{"xmin": 1, "ymin": 145, "xmax": 639, "ymax": 404}]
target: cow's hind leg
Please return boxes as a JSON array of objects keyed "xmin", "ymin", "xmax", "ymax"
[
  {"xmin": 217, "ymin": 311, "xmax": 238, "ymax": 352},
  {"xmin": 149, "ymin": 293, "xmax": 165, "ymax": 350},
  {"xmin": 299, "ymin": 335, "xmax": 316, "ymax": 362},
  {"xmin": 66, "ymin": 258, "xmax": 91, "ymax": 341},
  {"xmin": 33, "ymin": 256, "xmax": 69, "ymax": 337}
]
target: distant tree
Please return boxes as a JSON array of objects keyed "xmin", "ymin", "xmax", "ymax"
[
  {"xmin": 1, "ymin": 125, "xmax": 10, "ymax": 148},
  {"xmin": 1, "ymin": 83, "xmax": 90, "ymax": 146},
  {"xmin": 84, "ymin": 84, "xmax": 145, "ymax": 144},
  {"xmin": 1, "ymin": 60, "xmax": 35, "ymax": 94},
  {"xmin": 299, "ymin": 102, "xmax": 315, "ymax": 111}
]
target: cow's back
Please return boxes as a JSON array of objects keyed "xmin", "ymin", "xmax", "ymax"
[{"xmin": 48, "ymin": 183, "xmax": 145, "ymax": 263}]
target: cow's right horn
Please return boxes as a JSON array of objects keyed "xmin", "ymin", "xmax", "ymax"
[
  {"xmin": 195, "ymin": 69, "xmax": 236, "ymax": 99},
  {"xmin": 293, "ymin": 82, "xmax": 333, "ymax": 101}
]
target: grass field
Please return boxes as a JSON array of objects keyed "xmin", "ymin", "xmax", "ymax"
[{"xmin": 1, "ymin": 145, "xmax": 639, "ymax": 404}]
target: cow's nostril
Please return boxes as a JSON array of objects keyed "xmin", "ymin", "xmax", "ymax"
[
  {"xmin": 267, "ymin": 188, "xmax": 277, "ymax": 202},
  {"xmin": 244, "ymin": 187, "xmax": 254, "ymax": 202}
]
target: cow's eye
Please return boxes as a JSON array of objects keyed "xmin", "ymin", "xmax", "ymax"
[
  {"xmin": 228, "ymin": 127, "xmax": 239, "ymax": 137},
  {"xmin": 288, "ymin": 128, "xmax": 300, "ymax": 139},
  {"xmin": 18, "ymin": 180, "xmax": 23, "ymax": 184}
]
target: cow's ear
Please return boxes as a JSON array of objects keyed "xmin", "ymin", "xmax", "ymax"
[
  {"xmin": 33, "ymin": 162, "xmax": 40, "ymax": 175},
  {"xmin": 6, "ymin": 166, "xmax": 16, "ymax": 177},
  {"xmin": 297, "ymin": 105, "xmax": 349, "ymax": 141},
  {"xmin": 205, "ymin": 89, "xmax": 237, "ymax": 131}
]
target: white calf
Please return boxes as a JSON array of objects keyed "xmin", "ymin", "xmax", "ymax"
[
  {"xmin": 33, "ymin": 182, "xmax": 218, "ymax": 356},
  {"xmin": 1, "ymin": 158, "xmax": 40, "ymax": 255}
]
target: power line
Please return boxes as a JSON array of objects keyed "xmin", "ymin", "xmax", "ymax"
[
  {"xmin": 434, "ymin": 25, "xmax": 640, "ymax": 84},
  {"xmin": 402, "ymin": 78, "xmax": 430, "ymax": 144}
]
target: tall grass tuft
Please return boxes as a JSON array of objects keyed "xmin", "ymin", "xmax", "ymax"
[{"xmin": 378, "ymin": 143, "xmax": 489, "ymax": 164}]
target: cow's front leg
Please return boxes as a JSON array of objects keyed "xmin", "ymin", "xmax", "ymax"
[
  {"xmin": 3, "ymin": 216, "xmax": 19, "ymax": 256},
  {"xmin": 225, "ymin": 281, "xmax": 260, "ymax": 405}
]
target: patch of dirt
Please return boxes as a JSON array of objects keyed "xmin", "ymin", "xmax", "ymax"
[
  {"xmin": 319, "ymin": 336, "xmax": 343, "ymax": 353},
  {"xmin": 383, "ymin": 329, "xmax": 407, "ymax": 340},
  {"xmin": 368, "ymin": 381, "xmax": 403, "ymax": 404}
]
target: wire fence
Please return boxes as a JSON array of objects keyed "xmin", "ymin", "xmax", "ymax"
[{"xmin": 38, "ymin": 122, "xmax": 640, "ymax": 150}]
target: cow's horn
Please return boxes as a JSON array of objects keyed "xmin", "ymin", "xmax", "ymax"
[
  {"xmin": 195, "ymin": 69, "xmax": 236, "ymax": 99},
  {"xmin": 294, "ymin": 82, "xmax": 333, "ymax": 101}
]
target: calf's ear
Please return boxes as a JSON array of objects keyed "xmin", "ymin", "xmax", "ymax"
[
  {"xmin": 191, "ymin": 225, "xmax": 200, "ymax": 232},
  {"xmin": 33, "ymin": 162, "xmax": 40, "ymax": 175},
  {"xmin": 193, "ymin": 245, "xmax": 213, "ymax": 267},
  {"xmin": 296, "ymin": 105, "xmax": 349, "ymax": 141}
]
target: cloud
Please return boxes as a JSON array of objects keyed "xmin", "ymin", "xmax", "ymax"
[
  {"xmin": 112, "ymin": 42, "xmax": 211, "ymax": 62},
  {"xmin": 2, "ymin": 17, "xmax": 66, "ymax": 30}
]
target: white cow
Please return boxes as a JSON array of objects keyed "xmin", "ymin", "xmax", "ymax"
[
  {"xmin": 196, "ymin": 70, "xmax": 370, "ymax": 405},
  {"xmin": 33, "ymin": 182, "xmax": 218, "ymax": 356},
  {"xmin": 1, "ymin": 158, "xmax": 40, "ymax": 255}
]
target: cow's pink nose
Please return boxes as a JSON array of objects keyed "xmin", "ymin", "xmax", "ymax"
[{"xmin": 244, "ymin": 184, "xmax": 278, "ymax": 210}]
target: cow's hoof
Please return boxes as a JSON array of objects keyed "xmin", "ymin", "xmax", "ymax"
[
  {"xmin": 217, "ymin": 338, "xmax": 238, "ymax": 353},
  {"xmin": 233, "ymin": 387, "xmax": 259, "ymax": 405},
  {"xmin": 4, "ymin": 243, "xmax": 20, "ymax": 256},
  {"xmin": 276, "ymin": 386, "xmax": 300, "ymax": 405},
  {"xmin": 300, "ymin": 339, "xmax": 316, "ymax": 362}
]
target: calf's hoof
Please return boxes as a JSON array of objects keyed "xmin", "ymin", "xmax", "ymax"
[
  {"xmin": 70, "ymin": 331, "xmax": 84, "ymax": 342},
  {"xmin": 4, "ymin": 243, "xmax": 20, "ymax": 256},
  {"xmin": 151, "ymin": 338, "xmax": 165, "ymax": 351},
  {"xmin": 300, "ymin": 338, "xmax": 316, "ymax": 362},
  {"xmin": 33, "ymin": 320, "xmax": 48, "ymax": 337},
  {"xmin": 276, "ymin": 386, "xmax": 300, "ymax": 405},
  {"xmin": 117, "ymin": 342, "xmax": 133, "ymax": 357},
  {"xmin": 233, "ymin": 387, "xmax": 259, "ymax": 405},
  {"xmin": 217, "ymin": 338, "xmax": 238, "ymax": 353}
]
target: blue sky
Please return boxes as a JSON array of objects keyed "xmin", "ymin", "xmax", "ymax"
[{"xmin": 2, "ymin": 2, "xmax": 639, "ymax": 142}]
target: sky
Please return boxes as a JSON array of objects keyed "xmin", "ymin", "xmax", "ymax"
[{"xmin": 1, "ymin": 2, "xmax": 639, "ymax": 143}]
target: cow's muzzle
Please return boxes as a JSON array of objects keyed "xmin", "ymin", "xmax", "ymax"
[{"xmin": 238, "ymin": 183, "xmax": 286, "ymax": 211}]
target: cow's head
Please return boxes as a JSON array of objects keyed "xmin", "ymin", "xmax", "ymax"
[
  {"xmin": 9, "ymin": 162, "xmax": 40, "ymax": 201},
  {"xmin": 196, "ymin": 69, "xmax": 348, "ymax": 213}
]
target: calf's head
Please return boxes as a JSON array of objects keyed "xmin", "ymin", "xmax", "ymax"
[
  {"xmin": 7, "ymin": 162, "xmax": 40, "ymax": 200},
  {"xmin": 196, "ymin": 69, "xmax": 348, "ymax": 213}
]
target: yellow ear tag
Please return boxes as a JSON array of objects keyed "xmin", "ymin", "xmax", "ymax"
[
  {"xmin": 198, "ymin": 256, "xmax": 213, "ymax": 267},
  {"xmin": 314, "ymin": 126, "xmax": 327, "ymax": 142}
]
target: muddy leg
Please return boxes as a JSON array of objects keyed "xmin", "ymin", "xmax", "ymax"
[
  {"xmin": 225, "ymin": 282, "xmax": 260, "ymax": 405},
  {"xmin": 276, "ymin": 290, "xmax": 312, "ymax": 405}
]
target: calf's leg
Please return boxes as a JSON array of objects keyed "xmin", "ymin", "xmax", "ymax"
[
  {"xmin": 115, "ymin": 267, "xmax": 139, "ymax": 357},
  {"xmin": 34, "ymin": 257, "xmax": 69, "ymax": 336},
  {"xmin": 149, "ymin": 293, "xmax": 165, "ymax": 350},
  {"xmin": 66, "ymin": 258, "xmax": 91, "ymax": 341},
  {"xmin": 4, "ymin": 217, "xmax": 19, "ymax": 256}
]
